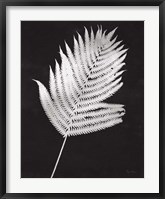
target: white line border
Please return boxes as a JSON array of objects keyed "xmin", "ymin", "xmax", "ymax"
[{"xmin": 6, "ymin": 6, "xmax": 159, "ymax": 193}]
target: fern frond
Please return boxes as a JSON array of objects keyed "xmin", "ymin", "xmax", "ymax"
[
  {"xmin": 33, "ymin": 26, "xmax": 128, "ymax": 177},
  {"xmin": 34, "ymin": 26, "xmax": 127, "ymax": 136}
]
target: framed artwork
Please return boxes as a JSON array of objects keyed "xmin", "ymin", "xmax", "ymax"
[{"xmin": 0, "ymin": 0, "xmax": 164, "ymax": 198}]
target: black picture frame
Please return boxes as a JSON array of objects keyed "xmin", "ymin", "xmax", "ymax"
[{"xmin": 0, "ymin": 0, "xmax": 164, "ymax": 198}]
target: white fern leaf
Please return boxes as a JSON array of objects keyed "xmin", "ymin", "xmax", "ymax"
[{"xmin": 33, "ymin": 26, "xmax": 128, "ymax": 178}]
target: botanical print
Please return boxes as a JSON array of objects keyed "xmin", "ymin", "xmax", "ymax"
[{"xmin": 21, "ymin": 21, "xmax": 144, "ymax": 178}]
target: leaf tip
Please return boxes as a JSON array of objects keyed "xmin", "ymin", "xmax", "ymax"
[
  {"xmin": 32, "ymin": 79, "xmax": 40, "ymax": 86},
  {"xmin": 59, "ymin": 46, "xmax": 63, "ymax": 55}
]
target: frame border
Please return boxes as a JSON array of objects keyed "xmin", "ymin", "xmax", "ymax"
[{"xmin": 0, "ymin": 0, "xmax": 164, "ymax": 198}]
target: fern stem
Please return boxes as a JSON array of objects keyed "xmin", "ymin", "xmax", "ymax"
[{"xmin": 51, "ymin": 136, "xmax": 67, "ymax": 178}]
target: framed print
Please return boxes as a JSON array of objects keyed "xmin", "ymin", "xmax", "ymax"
[{"xmin": 0, "ymin": 0, "xmax": 164, "ymax": 198}]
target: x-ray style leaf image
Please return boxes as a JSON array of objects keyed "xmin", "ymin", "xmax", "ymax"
[{"xmin": 33, "ymin": 26, "xmax": 128, "ymax": 178}]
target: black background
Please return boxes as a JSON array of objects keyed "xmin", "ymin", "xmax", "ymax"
[{"xmin": 21, "ymin": 21, "xmax": 144, "ymax": 178}]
